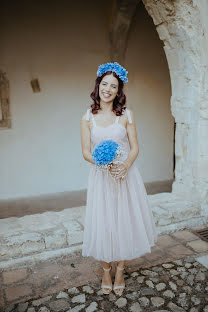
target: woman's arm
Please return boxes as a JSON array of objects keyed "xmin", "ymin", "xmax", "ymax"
[
  {"xmin": 80, "ymin": 113, "xmax": 95, "ymax": 165},
  {"xmin": 123, "ymin": 109, "xmax": 139, "ymax": 169},
  {"xmin": 109, "ymin": 109, "xmax": 139, "ymax": 179}
]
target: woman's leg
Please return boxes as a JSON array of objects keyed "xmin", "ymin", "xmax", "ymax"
[
  {"xmin": 114, "ymin": 260, "xmax": 125, "ymax": 295},
  {"xmin": 101, "ymin": 261, "xmax": 112, "ymax": 293}
]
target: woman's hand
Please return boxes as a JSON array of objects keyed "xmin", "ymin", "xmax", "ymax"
[{"xmin": 109, "ymin": 162, "xmax": 129, "ymax": 179}]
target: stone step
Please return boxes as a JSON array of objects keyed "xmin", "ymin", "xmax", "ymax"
[
  {"xmin": 0, "ymin": 197, "xmax": 207, "ymax": 266},
  {"xmin": 0, "ymin": 206, "xmax": 85, "ymax": 262}
]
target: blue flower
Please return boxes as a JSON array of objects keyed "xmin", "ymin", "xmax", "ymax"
[
  {"xmin": 92, "ymin": 140, "xmax": 121, "ymax": 167},
  {"xmin": 97, "ymin": 62, "xmax": 128, "ymax": 83}
]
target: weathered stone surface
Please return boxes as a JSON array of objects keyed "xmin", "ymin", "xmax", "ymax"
[
  {"xmin": 186, "ymin": 240, "xmax": 208, "ymax": 252},
  {"xmin": 140, "ymin": 269, "xmax": 158, "ymax": 277},
  {"xmin": 27, "ymin": 308, "xmax": 35, "ymax": 312},
  {"xmin": 140, "ymin": 287, "xmax": 156, "ymax": 296},
  {"xmin": 56, "ymin": 291, "xmax": 69, "ymax": 299},
  {"xmin": 138, "ymin": 296, "xmax": 150, "ymax": 307},
  {"xmin": 167, "ymin": 301, "xmax": 186, "ymax": 312},
  {"xmin": 68, "ymin": 287, "xmax": 80, "ymax": 295},
  {"xmin": 71, "ymin": 294, "xmax": 85, "ymax": 304},
  {"xmin": 82, "ymin": 286, "xmax": 94, "ymax": 294},
  {"xmin": 115, "ymin": 297, "xmax": 127, "ymax": 308},
  {"xmin": 163, "ymin": 290, "xmax": 175, "ymax": 298},
  {"xmin": 146, "ymin": 280, "xmax": 154, "ymax": 288},
  {"xmin": 38, "ymin": 308, "xmax": 50, "ymax": 312},
  {"xmin": 151, "ymin": 296, "xmax": 165, "ymax": 307},
  {"xmin": 156, "ymin": 283, "xmax": 166, "ymax": 291},
  {"xmin": 68, "ymin": 304, "xmax": 86, "ymax": 312},
  {"xmin": 3, "ymin": 255, "xmax": 208, "ymax": 311},
  {"xmin": 162, "ymin": 263, "xmax": 174, "ymax": 269},
  {"xmin": 169, "ymin": 281, "xmax": 177, "ymax": 291},
  {"xmin": 32, "ymin": 296, "xmax": 52, "ymax": 307},
  {"xmin": 129, "ymin": 302, "xmax": 142, "ymax": 312},
  {"xmin": 191, "ymin": 295, "xmax": 201, "ymax": 305},
  {"xmin": 85, "ymin": 302, "xmax": 98, "ymax": 312},
  {"xmin": 126, "ymin": 292, "xmax": 138, "ymax": 300},
  {"xmin": 47, "ymin": 299, "xmax": 70, "ymax": 312},
  {"xmin": 44, "ymin": 229, "xmax": 67, "ymax": 250},
  {"xmin": 17, "ymin": 302, "xmax": 28, "ymax": 312},
  {"xmin": 137, "ymin": 276, "xmax": 145, "ymax": 283},
  {"xmin": 0, "ymin": 233, "xmax": 45, "ymax": 260}
]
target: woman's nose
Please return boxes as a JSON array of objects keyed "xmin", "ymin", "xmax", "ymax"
[{"xmin": 105, "ymin": 86, "xmax": 110, "ymax": 91}]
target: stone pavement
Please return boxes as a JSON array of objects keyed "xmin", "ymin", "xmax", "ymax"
[{"xmin": 0, "ymin": 225, "xmax": 208, "ymax": 311}]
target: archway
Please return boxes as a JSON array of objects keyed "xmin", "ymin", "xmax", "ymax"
[
  {"xmin": 108, "ymin": 0, "xmax": 208, "ymax": 231},
  {"xmin": 142, "ymin": 0, "xmax": 208, "ymax": 232}
]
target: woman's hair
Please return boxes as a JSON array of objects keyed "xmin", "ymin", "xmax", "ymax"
[{"xmin": 90, "ymin": 71, "xmax": 127, "ymax": 116}]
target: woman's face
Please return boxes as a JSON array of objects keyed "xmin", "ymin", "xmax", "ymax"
[{"xmin": 99, "ymin": 73, "xmax": 119, "ymax": 103}]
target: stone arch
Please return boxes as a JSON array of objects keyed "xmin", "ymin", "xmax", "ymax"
[{"xmin": 141, "ymin": 0, "xmax": 208, "ymax": 232}]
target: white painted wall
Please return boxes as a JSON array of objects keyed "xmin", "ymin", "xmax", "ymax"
[{"xmin": 0, "ymin": 1, "xmax": 172, "ymax": 199}]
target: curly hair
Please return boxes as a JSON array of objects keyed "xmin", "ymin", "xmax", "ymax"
[{"xmin": 90, "ymin": 71, "xmax": 127, "ymax": 116}]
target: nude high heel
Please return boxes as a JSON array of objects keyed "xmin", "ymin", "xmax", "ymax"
[
  {"xmin": 101, "ymin": 266, "xmax": 112, "ymax": 294},
  {"xmin": 113, "ymin": 265, "xmax": 125, "ymax": 296}
]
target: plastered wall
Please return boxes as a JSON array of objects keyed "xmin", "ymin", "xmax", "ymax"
[{"xmin": 0, "ymin": 0, "xmax": 172, "ymax": 199}]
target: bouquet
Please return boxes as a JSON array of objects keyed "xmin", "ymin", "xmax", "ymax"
[{"xmin": 92, "ymin": 139, "xmax": 125, "ymax": 179}]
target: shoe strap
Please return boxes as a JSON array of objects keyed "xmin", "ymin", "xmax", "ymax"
[
  {"xmin": 101, "ymin": 284, "xmax": 112, "ymax": 289},
  {"xmin": 117, "ymin": 266, "xmax": 124, "ymax": 270},
  {"xmin": 103, "ymin": 266, "xmax": 111, "ymax": 271},
  {"xmin": 113, "ymin": 285, "xmax": 125, "ymax": 289}
]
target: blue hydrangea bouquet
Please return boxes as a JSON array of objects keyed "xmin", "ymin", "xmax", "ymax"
[{"xmin": 92, "ymin": 139, "xmax": 124, "ymax": 178}]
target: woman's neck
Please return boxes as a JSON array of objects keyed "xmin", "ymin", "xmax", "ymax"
[{"xmin": 99, "ymin": 101, "xmax": 113, "ymax": 113}]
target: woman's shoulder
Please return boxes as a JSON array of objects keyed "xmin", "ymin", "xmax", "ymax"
[
  {"xmin": 81, "ymin": 107, "xmax": 91, "ymax": 121},
  {"xmin": 122, "ymin": 107, "xmax": 134, "ymax": 124}
]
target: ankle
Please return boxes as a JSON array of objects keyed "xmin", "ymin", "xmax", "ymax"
[{"xmin": 116, "ymin": 265, "xmax": 124, "ymax": 271}]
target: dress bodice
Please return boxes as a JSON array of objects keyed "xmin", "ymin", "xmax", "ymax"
[{"xmin": 85, "ymin": 108, "xmax": 132, "ymax": 163}]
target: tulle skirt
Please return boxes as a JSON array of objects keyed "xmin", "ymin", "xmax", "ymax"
[{"xmin": 81, "ymin": 162, "xmax": 158, "ymax": 262}]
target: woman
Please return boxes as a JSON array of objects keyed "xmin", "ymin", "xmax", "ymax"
[{"xmin": 80, "ymin": 62, "xmax": 158, "ymax": 296}]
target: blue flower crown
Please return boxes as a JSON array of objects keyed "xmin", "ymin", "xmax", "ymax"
[{"xmin": 97, "ymin": 62, "xmax": 128, "ymax": 83}]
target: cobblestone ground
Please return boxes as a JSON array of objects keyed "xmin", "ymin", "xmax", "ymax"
[
  {"xmin": 1, "ymin": 255, "xmax": 208, "ymax": 312},
  {"xmin": 1, "ymin": 226, "xmax": 208, "ymax": 312}
]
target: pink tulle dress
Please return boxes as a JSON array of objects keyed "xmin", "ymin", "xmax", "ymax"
[{"xmin": 81, "ymin": 107, "xmax": 158, "ymax": 262}]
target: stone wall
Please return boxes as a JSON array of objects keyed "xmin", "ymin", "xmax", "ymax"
[{"xmin": 142, "ymin": 0, "xmax": 208, "ymax": 230}]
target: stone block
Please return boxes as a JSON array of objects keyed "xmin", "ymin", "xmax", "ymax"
[
  {"xmin": 171, "ymin": 230, "xmax": 199, "ymax": 242},
  {"xmin": 0, "ymin": 233, "xmax": 45, "ymax": 260},
  {"xmin": 67, "ymin": 230, "xmax": 83, "ymax": 246},
  {"xmin": 44, "ymin": 228, "xmax": 68, "ymax": 249},
  {"xmin": 172, "ymin": 206, "xmax": 200, "ymax": 222},
  {"xmin": 156, "ymin": 235, "xmax": 179, "ymax": 248},
  {"xmin": 166, "ymin": 244, "xmax": 193, "ymax": 257},
  {"xmin": 3, "ymin": 268, "xmax": 28, "ymax": 285},
  {"xmin": 64, "ymin": 220, "xmax": 84, "ymax": 246},
  {"xmin": 157, "ymin": 23, "xmax": 170, "ymax": 41},
  {"xmin": 196, "ymin": 254, "xmax": 208, "ymax": 269},
  {"xmin": 157, "ymin": 216, "xmax": 172, "ymax": 226},
  {"xmin": 186, "ymin": 239, "xmax": 208, "ymax": 252},
  {"xmin": 5, "ymin": 284, "xmax": 33, "ymax": 302},
  {"xmin": 142, "ymin": 1, "xmax": 163, "ymax": 25}
]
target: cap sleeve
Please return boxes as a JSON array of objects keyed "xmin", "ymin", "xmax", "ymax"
[
  {"xmin": 125, "ymin": 108, "xmax": 132, "ymax": 124},
  {"xmin": 85, "ymin": 108, "xmax": 91, "ymax": 121}
]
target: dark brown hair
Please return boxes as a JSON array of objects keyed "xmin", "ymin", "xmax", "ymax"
[{"xmin": 90, "ymin": 71, "xmax": 127, "ymax": 116}]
